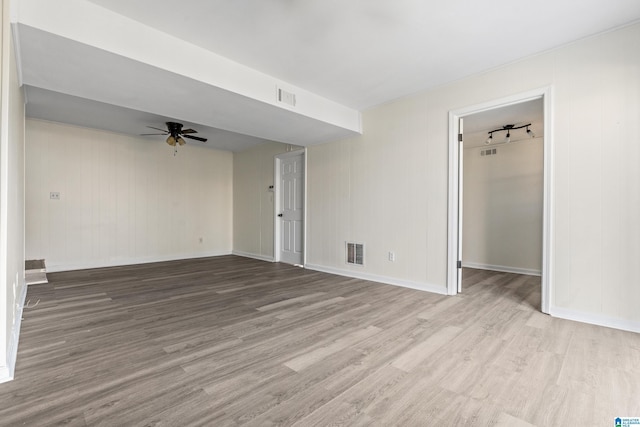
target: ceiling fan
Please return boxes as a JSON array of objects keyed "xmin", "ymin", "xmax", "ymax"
[{"xmin": 141, "ymin": 121, "xmax": 208, "ymax": 146}]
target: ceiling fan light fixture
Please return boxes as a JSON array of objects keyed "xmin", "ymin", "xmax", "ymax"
[{"xmin": 143, "ymin": 122, "xmax": 208, "ymax": 153}]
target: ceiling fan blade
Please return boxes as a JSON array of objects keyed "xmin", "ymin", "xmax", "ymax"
[
  {"xmin": 183, "ymin": 134, "xmax": 207, "ymax": 142},
  {"xmin": 181, "ymin": 128, "xmax": 197, "ymax": 134},
  {"xmin": 146, "ymin": 126, "xmax": 169, "ymax": 133}
]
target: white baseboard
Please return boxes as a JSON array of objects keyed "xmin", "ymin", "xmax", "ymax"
[
  {"xmin": 462, "ymin": 262, "xmax": 541, "ymax": 277},
  {"xmin": 45, "ymin": 251, "xmax": 233, "ymax": 273},
  {"xmin": 550, "ymin": 306, "xmax": 640, "ymax": 334},
  {"xmin": 232, "ymin": 251, "xmax": 274, "ymax": 263},
  {"xmin": 0, "ymin": 282, "xmax": 28, "ymax": 384},
  {"xmin": 305, "ymin": 264, "xmax": 448, "ymax": 295},
  {"xmin": 0, "ymin": 366, "xmax": 9, "ymax": 383},
  {"xmin": 0, "ymin": 339, "xmax": 10, "ymax": 381}
]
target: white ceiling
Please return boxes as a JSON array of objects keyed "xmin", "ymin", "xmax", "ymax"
[
  {"xmin": 85, "ymin": 0, "xmax": 640, "ymax": 110},
  {"xmin": 14, "ymin": 0, "xmax": 640, "ymax": 151}
]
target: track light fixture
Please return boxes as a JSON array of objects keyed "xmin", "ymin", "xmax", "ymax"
[{"xmin": 486, "ymin": 123, "xmax": 534, "ymax": 144}]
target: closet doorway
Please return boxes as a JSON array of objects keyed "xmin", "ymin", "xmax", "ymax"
[{"xmin": 447, "ymin": 88, "xmax": 552, "ymax": 314}]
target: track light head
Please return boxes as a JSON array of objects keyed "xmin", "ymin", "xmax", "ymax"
[
  {"xmin": 527, "ymin": 127, "xmax": 535, "ymax": 138},
  {"xmin": 505, "ymin": 131, "xmax": 511, "ymax": 143},
  {"xmin": 486, "ymin": 133, "xmax": 493, "ymax": 145}
]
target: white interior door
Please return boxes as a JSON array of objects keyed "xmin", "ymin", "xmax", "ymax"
[
  {"xmin": 457, "ymin": 117, "xmax": 464, "ymax": 293},
  {"xmin": 278, "ymin": 152, "xmax": 304, "ymax": 265}
]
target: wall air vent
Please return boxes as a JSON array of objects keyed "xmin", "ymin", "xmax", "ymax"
[
  {"xmin": 480, "ymin": 148, "xmax": 497, "ymax": 156},
  {"xmin": 346, "ymin": 242, "xmax": 364, "ymax": 266},
  {"xmin": 277, "ymin": 87, "xmax": 297, "ymax": 107}
]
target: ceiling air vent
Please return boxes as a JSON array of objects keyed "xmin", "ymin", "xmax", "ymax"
[
  {"xmin": 277, "ymin": 87, "xmax": 296, "ymax": 107},
  {"xmin": 480, "ymin": 148, "xmax": 497, "ymax": 156},
  {"xmin": 346, "ymin": 242, "xmax": 364, "ymax": 266}
]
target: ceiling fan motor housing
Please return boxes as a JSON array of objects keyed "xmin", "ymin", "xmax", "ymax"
[{"xmin": 166, "ymin": 121, "xmax": 183, "ymax": 137}]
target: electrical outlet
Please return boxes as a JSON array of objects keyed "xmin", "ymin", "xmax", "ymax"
[
  {"xmin": 388, "ymin": 251, "xmax": 395, "ymax": 262},
  {"xmin": 50, "ymin": 192, "xmax": 60, "ymax": 200}
]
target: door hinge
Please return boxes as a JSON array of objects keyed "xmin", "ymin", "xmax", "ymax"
[
  {"xmin": 457, "ymin": 260, "xmax": 462, "ymax": 269},
  {"xmin": 458, "ymin": 133, "xmax": 463, "ymax": 142}
]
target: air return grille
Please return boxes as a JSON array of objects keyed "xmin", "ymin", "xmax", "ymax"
[
  {"xmin": 277, "ymin": 87, "xmax": 296, "ymax": 107},
  {"xmin": 480, "ymin": 148, "xmax": 497, "ymax": 156},
  {"xmin": 346, "ymin": 242, "xmax": 364, "ymax": 265}
]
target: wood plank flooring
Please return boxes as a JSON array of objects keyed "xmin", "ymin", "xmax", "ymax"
[{"xmin": 1, "ymin": 256, "xmax": 639, "ymax": 426}]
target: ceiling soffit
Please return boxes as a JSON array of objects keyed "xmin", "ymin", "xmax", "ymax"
[{"xmin": 14, "ymin": 0, "xmax": 361, "ymax": 147}]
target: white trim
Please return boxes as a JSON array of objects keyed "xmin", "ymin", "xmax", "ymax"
[
  {"xmin": 0, "ymin": 0, "xmax": 12, "ymax": 386},
  {"xmin": 540, "ymin": 88, "xmax": 554, "ymax": 314},
  {"xmin": 305, "ymin": 263, "xmax": 448, "ymax": 296},
  {"xmin": 550, "ymin": 306, "xmax": 640, "ymax": 334},
  {"xmin": 303, "ymin": 147, "xmax": 308, "ymax": 266},
  {"xmin": 232, "ymin": 250, "xmax": 274, "ymax": 263},
  {"xmin": 0, "ymin": 281, "xmax": 27, "ymax": 384},
  {"xmin": 8, "ymin": 0, "xmax": 18, "ymax": 23},
  {"xmin": 9, "ymin": 24, "xmax": 21, "ymax": 87},
  {"xmin": 273, "ymin": 155, "xmax": 280, "ymax": 262},
  {"xmin": 457, "ymin": 117, "xmax": 463, "ymax": 293},
  {"xmin": 44, "ymin": 251, "xmax": 233, "ymax": 273},
  {"xmin": 274, "ymin": 149, "xmax": 306, "ymax": 265},
  {"xmin": 447, "ymin": 86, "xmax": 553, "ymax": 314},
  {"xmin": 462, "ymin": 262, "xmax": 541, "ymax": 277},
  {"xmin": 447, "ymin": 111, "xmax": 459, "ymax": 295}
]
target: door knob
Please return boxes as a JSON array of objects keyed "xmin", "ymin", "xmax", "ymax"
[{"xmin": 277, "ymin": 213, "xmax": 283, "ymax": 217}]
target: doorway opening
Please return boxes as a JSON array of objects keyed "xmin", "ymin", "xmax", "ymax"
[
  {"xmin": 274, "ymin": 149, "xmax": 306, "ymax": 266},
  {"xmin": 447, "ymin": 88, "xmax": 552, "ymax": 314}
]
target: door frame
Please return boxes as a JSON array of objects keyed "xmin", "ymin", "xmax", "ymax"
[
  {"xmin": 446, "ymin": 87, "xmax": 553, "ymax": 314},
  {"xmin": 274, "ymin": 148, "xmax": 307, "ymax": 265}
]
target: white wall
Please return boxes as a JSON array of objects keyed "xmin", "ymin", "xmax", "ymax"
[
  {"xmin": 233, "ymin": 142, "xmax": 298, "ymax": 261},
  {"xmin": 463, "ymin": 139, "xmax": 543, "ymax": 275},
  {"xmin": 25, "ymin": 119, "xmax": 233, "ymax": 272},
  {"xmin": 0, "ymin": 0, "xmax": 26, "ymax": 382},
  {"xmin": 307, "ymin": 99, "xmax": 444, "ymax": 294},
  {"xmin": 306, "ymin": 22, "xmax": 640, "ymax": 330}
]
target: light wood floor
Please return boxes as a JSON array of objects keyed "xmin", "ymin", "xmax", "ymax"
[{"xmin": 1, "ymin": 256, "xmax": 639, "ymax": 426}]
